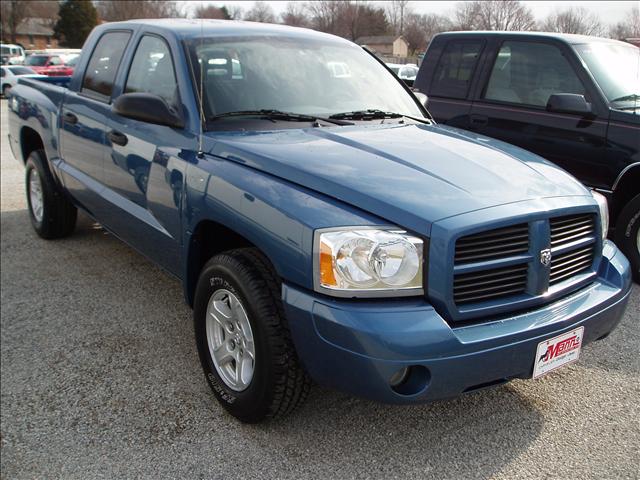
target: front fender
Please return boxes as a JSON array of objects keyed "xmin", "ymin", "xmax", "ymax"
[{"xmin": 183, "ymin": 153, "xmax": 384, "ymax": 291}]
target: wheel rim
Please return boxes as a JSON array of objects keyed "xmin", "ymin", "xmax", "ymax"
[
  {"xmin": 206, "ymin": 289, "xmax": 255, "ymax": 391},
  {"xmin": 28, "ymin": 168, "xmax": 44, "ymax": 223}
]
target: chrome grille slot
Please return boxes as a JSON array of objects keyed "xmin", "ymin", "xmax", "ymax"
[
  {"xmin": 549, "ymin": 214, "xmax": 596, "ymax": 285},
  {"xmin": 455, "ymin": 224, "xmax": 529, "ymax": 263},
  {"xmin": 454, "ymin": 264, "xmax": 528, "ymax": 304},
  {"xmin": 550, "ymin": 214, "xmax": 595, "ymax": 247}
]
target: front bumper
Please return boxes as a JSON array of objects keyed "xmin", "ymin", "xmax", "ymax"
[{"xmin": 283, "ymin": 240, "xmax": 632, "ymax": 404}]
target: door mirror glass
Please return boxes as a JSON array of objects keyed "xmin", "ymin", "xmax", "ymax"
[
  {"xmin": 546, "ymin": 93, "xmax": 592, "ymax": 115},
  {"xmin": 113, "ymin": 93, "xmax": 184, "ymax": 128}
]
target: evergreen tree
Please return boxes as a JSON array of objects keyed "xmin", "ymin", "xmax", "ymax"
[{"xmin": 54, "ymin": 0, "xmax": 98, "ymax": 48}]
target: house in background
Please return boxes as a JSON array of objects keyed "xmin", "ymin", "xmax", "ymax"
[
  {"xmin": 13, "ymin": 18, "xmax": 58, "ymax": 50},
  {"xmin": 356, "ymin": 35, "xmax": 409, "ymax": 58}
]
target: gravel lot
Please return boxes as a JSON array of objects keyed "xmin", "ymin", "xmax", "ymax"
[{"xmin": 1, "ymin": 98, "xmax": 639, "ymax": 479}]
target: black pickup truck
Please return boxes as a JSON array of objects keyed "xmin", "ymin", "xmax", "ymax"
[{"xmin": 415, "ymin": 32, "xmax": 640, "ymax": 280}]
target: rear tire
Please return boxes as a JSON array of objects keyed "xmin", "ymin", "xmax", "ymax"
[
  {"xmin": 615, "ymin": 194, "xmax": 640, "ymax": 283},
  {"xmin": 25, "ymin": 149, "xmax": 77, "ymax": 239},
  {"xmin": 194, "ymin": 248, "xmax": 311, "ymax": 423}
]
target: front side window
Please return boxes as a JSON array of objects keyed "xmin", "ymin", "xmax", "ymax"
[
  {"xmin": 49, "ymin": 56, "xmax": 62, "ymax": 66},
  {"xmin": 484, "ymin": 41, "xmax": 585, "ymax": 107},
  {"xmin": 125, "ymin": 35, "xmax": 177, "ymax": 107},
  {"xmin": 82, "ymin": 31, "xmax": 131, "ymax": 99},
  {"xmin": 430, "ymin": 41, "xmax": 483, "ymax": 99},
  {"xmin": 186, "ymin": 36, "xmax": 422, "ymax": 126}
]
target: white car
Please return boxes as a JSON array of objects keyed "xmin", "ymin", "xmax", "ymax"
[
  {"xmin": 1, "ymin": 44, "xmax": 26, "ymax": 65},
  {"xmin": 0, "ymin": 66, "xmax": 47, "ymax": 97}
]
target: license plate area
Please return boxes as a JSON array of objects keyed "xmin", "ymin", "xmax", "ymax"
[{"xmin": 533, "ymin": 326, "xmax": 584, "ymax": 379}]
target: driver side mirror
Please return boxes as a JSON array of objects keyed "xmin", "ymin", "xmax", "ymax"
[
  {"xmin": 546, "ymin": 94, "xmax": 592, "ymax": 116},
  {"xmin": 113, "ymin": 93, "xmax": 184, "ymax": 129},
  {"xmin": 413, "ymin": 91, "xmax": 429, "ymax": 109}
]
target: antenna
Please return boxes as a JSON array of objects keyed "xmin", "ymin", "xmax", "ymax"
[{"xmin": 197, "ymin": 18, "xmax": 205, "ymax": 158}]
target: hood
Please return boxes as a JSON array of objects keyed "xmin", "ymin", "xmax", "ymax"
[{"xmin": 205, "ymin": 123, "xmax": 589, "ymax": 234}]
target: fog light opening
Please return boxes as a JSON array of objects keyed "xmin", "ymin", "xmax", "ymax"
[{"xmin": 390, "ymin": 365, "xmax": 430, "ymax": 396}]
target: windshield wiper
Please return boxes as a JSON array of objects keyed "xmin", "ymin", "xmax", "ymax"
[
  {"xmin": 329, "ymin": 109, "xmax": 430, "ymax": 124},
  {"xmin": 209, "ymin": 109, "xmax": 353, "ymax": 126},
  {"xmin": 611, "ymin": 94, "xmax": 640, "ymax": 102}
]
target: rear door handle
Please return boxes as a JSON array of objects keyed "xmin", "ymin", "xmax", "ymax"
[
  {"xmin": 108, "ymin": 130, "xmax": 128, "ymax": 146},
  {"xmin": 470, "ymin": 114, "xmax": 488, "ymax": 126},
  {"xmin": 62, "ymin": 112, "xmax": 78, "ymax": 125}
]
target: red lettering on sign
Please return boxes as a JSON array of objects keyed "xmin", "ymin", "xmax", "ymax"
[{"xmin": 543, "ymin": 335, "xmax": 580, "ymax": 361}]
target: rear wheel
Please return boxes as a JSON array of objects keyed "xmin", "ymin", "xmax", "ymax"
[
  {"xmin": 615, "ymin": 194, "xmax": 640, "ymax": 283},
  {"xmin": 25, "ymin": 150, "xmax": 77, "ymax": 239},
  {"xmin": 194, "ymin": 248, "xmax": 311, "ymax": 423}
]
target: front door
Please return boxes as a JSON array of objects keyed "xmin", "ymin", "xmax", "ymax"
[{"xmin": 469, "ymin": 39, "xmax": 608, "ymax": 188}]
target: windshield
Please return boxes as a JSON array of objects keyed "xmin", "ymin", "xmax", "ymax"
[
  {"xmin": 25, "ymin": 55, "xmax": 48, "ymax": 66},
  {"xmin": 186, "ymin": 36, "xmax": 422, "ymax": 126},
  {"xmin": 8, "ymin": 67, "xmax": 35, "ymax": 75},
  {"xmin": 574, "ymin": 42, "xmax": 640, "ymax": 106}
]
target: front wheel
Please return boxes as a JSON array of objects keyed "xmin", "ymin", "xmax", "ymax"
[
  {"xmin": 25, "ymin": 150, "xmax": 77, "ymax": 239},
  {"xmin": 615, "ymin": 194, "xmax": 640, "ymax": 283},
  {"xmin": 193, "ymin": 248, "xmax": 311, "ymax": 423},
  {"xmin": 2, "ymin": 85, "xmax": 11, "ymax": 98}
]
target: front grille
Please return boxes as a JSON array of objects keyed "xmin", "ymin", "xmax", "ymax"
[
  {"xmin": 454, "ymin": 223, "xmax": 529, "ymax": 263},
  {"xmin": 453, "ymin": 223, "xmax": 529, "ymax": 305},
  {"xmin": 454, "ymin": 263, "xmax": 528, "ymax": 305},
  {"xmin": 549, "ymin": 214, "xmax": 596, "ymax": 285}
]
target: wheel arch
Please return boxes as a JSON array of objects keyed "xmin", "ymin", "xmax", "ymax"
[
  {"xmin": 19, "ymin": 126, "xmax": 45, "ymax": 164},
  {"xmin": 184, "ymin": 219, "xmax": 279, "ymax": 307},
  {"xmin": 611, "ymin": 163, "xmax": 640, "ymax": 222}
]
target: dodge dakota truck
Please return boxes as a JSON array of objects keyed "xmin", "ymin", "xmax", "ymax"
[
  {"xmin": 7, "ymin": 20, "xmax": 632, "ymax": 423},
  {"xmin": 414, "ymin": 32, "xmax": 640, "ymax": 280}
]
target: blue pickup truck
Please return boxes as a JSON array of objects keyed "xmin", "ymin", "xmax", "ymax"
[{"xmin": 7, "ymin": 20, "xmax": 632, "ymax": 423}]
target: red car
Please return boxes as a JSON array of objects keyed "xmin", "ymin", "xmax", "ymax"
[{"xmin": 24, "ymin": 54, "xmax": 72, "ymax": 76}]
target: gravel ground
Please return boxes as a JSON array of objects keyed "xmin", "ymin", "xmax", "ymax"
[{"xmin": 1, "ymin": 99, "xmax": 639, "ymax": 479}]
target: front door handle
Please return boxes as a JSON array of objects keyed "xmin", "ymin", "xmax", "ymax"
[
  {"xmin": 62, "ymin": 112, "xmax": 78, "ymax": 125},
  {"xmin": 470, "ymin": 114, "xmax": 488, "ymax": 127},
  {"xmin": 108, "ymin": 130, "xmax": 128, "ymax": 146}
]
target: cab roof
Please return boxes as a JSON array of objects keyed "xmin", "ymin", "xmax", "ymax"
[{"xmin": 435, "ymin": 30, "xmax": 633, "ymax": 47}]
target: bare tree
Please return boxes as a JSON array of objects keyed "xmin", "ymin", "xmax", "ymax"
[
  {"xmin": 0, "ymin": 0, "xmax": 29, "ymax": 44},
  {"xmin": 541, "ymin": 7, "xmax": 604, "ymax": 36},
  {"xmin": 454, "ymin": 0, "xmax": 535, "ymax": 31},
  {"xmin": 226, "ymin": 5, "xmax": 244, "ymax": 20},
  {"xmin": 403, "ymin": 13, "xmax": 453, "ymax": 54},
  {"xmin": 306, "ymin": 0, "xmax": 343, "ymax": 35},
  {"xmin": 96, "ymin": 0, "xmax": 184, "ymax": 22},
  {"xmin": 386, "ymin": 0, "xmax": 410, "ymax": 35},
  {"xmin": 244, "ymin": 1, "xmax": 276, "ymax": 23},
  {"xmin": 281, "ymin": 2, "xmax": 310, "ymax": 27},
  {"xmin": 609, "ymin": 6, "xmax": 640, "ymax": 41},
  {"xmin": 194, "ymin": 5, "xmax": 231, "ymax": 20}
]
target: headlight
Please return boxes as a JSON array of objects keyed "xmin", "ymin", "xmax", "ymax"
[
  {"xmin": 314, "ymin": 228, "xmax": 424, "ymax": 297},
  {"xmin": 592, "ymin": 191, "xmax": 609, "ymax": 242}
]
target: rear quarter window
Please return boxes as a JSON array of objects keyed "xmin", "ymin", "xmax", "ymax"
[{"xmin": 430, "ymin": 40, "xmax": 484, "ymax": 99}]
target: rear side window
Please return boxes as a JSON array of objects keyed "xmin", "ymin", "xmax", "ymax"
[
  {"xmin": 483, "ymin": 41, "xmax": 586, "ymax": 107},
  {"xmin": 431, "ymin": 41, "xmax": 483, "ymax": 99},
  {"xmin": 125, "ymin": 35, "xmax": 178, "ymax": 107},
  {"xmin": 82, "ymin": 31, "xmax": 131, "ymax": 100}
]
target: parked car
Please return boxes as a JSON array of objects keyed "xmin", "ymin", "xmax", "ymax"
[
  {"xmin": 0, "ymin": 43, "xmax": 26, "ymax": 65},
  {"xmin": 24, "ymin": 54, "xmax": 66, "ymax": 75},
  {"xmin": 44, "ymin": 54, "xmax": 78, "ymax": 77},
  {"xmin": 414, "ymin": 32, "xmax": 640, "ymax": 280},
  {"xmin": 8, "ymin": 20, "xmax": 631, "ymax": 423},
  {"xmin": 0, "ymin": 66, "xmax": 46, "ymax": 97},
  {"xmin": 386, "ymin": 63, "xmax": 419, "ymax": 87}
]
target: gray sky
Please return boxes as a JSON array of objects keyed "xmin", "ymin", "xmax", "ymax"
[{"xmin": 185, "ymin": 1, "xmax": 637, "ymax": 26}]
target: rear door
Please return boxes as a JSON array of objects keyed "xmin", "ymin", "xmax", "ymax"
[
  {"xmin": 415, "ymin": 37, "xmax": 486, "ymax": 127},
  {"xmin": 59, "ymin": 30, "xmax": 131, "ymax": 215},
  {"xmin": 468, "ymin": 39, "xmax": 608, "ymax": 188}
]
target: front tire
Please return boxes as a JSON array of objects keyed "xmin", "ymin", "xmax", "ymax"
[
  {"xmin": 615, "ymin": 194, "xmax": 640, "ymax": 283},
  {"xmin": 194, "ymin": 248, "xmax": 311, "ymax": 423},
  {"xmin": 25, "ymin": 150, "xmax": 77, "ymax": 239},
  {"xmin": 2, "ymin": 85, "xmax": 10, "ymax": 98}
]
